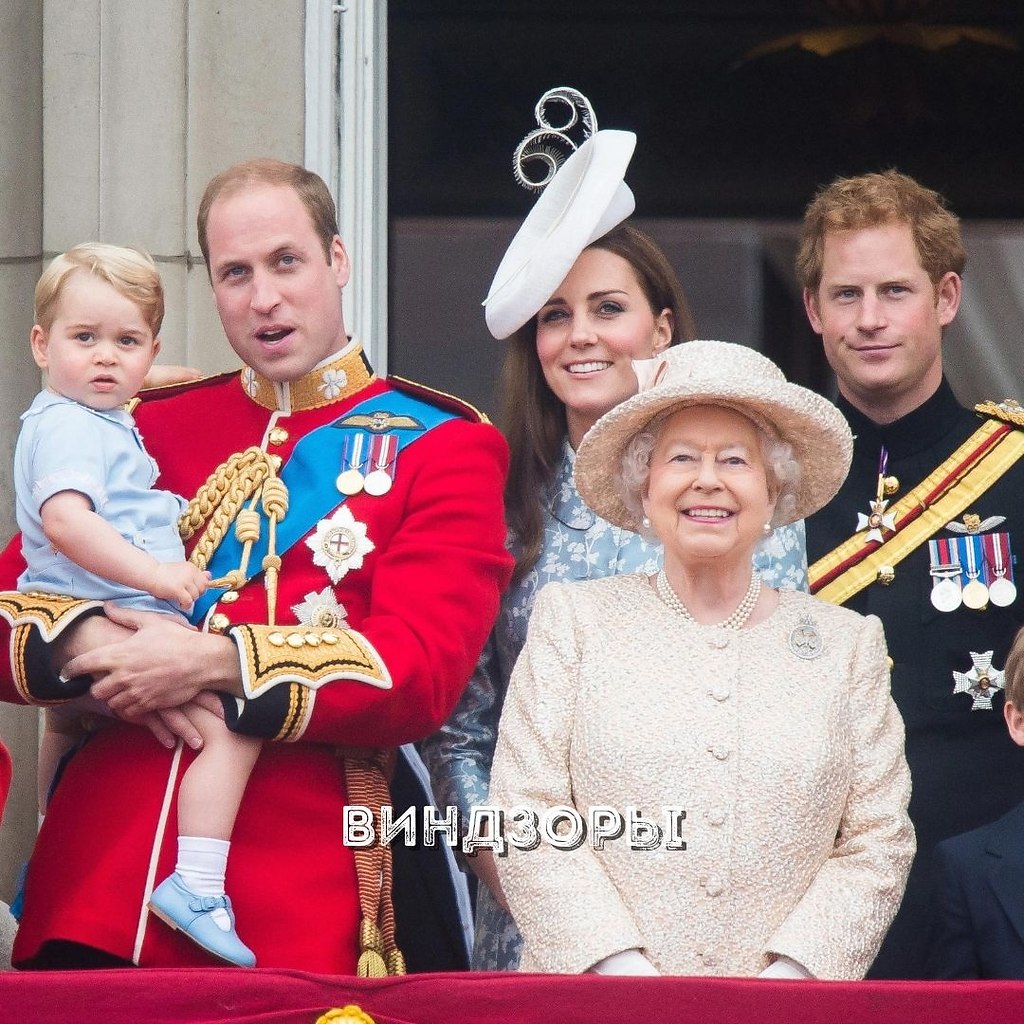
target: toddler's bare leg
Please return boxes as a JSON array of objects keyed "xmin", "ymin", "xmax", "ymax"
[{"xmin": 176, "ymin": 703, "xmax": 261, "ymax": 840}]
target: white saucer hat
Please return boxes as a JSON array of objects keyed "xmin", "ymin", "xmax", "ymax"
[
  {"xmin": 575, "ymin": 340, "xmax": 854, "ymax": 530},
  {"xmin": 483, "ymin": 88, "xmax": 636, "ymax": 340}
]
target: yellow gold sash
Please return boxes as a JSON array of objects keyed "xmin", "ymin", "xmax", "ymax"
[{"xmin": 810, "ymin": 416, "xmax": 1024, "ymax": 605}]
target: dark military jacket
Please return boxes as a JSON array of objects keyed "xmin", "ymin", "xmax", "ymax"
[{"xmin": 806, "ymin": 378, "xmax": 1024, "ymax": 979}]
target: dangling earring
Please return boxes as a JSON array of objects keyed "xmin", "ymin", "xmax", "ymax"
[
  {"xmin": 763, "ymin": 521, "xmax": 772, "ymax": 536},
  {"xmin": 642, "ymin": 516, "xmax": 651, "ymax": 529}
]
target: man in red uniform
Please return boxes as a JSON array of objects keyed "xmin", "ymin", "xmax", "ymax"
[
  {"xmin": 0, "ymin": 159, "xmax": 511, "ymax": 970},
  {"xmin": 0, "ymin": 739, "xmax": 9, "ymax": 823}
]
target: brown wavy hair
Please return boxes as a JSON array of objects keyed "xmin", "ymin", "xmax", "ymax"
[
  {"xmin": 500, "ymin": 222, "xmax": 697, "ymax": 586},
  {"xmin": 797, "ymin": 169, "xmax": 965, "ymax": 295}
]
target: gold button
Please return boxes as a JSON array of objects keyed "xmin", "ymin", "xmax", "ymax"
[
  {"xmin": 286, "ymin": 632, "xmax": 305, "ymax": 648},
  {"xmin": 269, "ymin": 632, "xmax": 286, "ymax": 647},
  {"xmin": 220, "ymin": 590, "xmax": 240, "ymax": 604},
  {"xmin": 886, "ymin": 656, "xmax": 894, "ymax": 671},
  {"xmin": 268, "ymin": 427, "xmax": 289, "ymax": 446},
  {"xmin": 882, "ymin": 475, "xmax": 899, "ymax": 497},
  {"xmin": 876, "ymin": 565, "xmax": 895, "ymax": 586},
  {"xmin": 209, "ymin": 613, "xmax": 231, "ymax": 633}
]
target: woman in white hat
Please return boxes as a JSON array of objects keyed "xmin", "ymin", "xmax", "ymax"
[
  {"xmin": 489, "ymin": 340, "xmax": 914, "ymax": 979},
  {"xmin": 423, "ymin": 91, "xmax": 806, "ymax": 971}
]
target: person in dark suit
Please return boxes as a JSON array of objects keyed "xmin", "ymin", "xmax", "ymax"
[
  {"xmin": 800, "ymin": 170, "xmax": 1024, "ymax": 978},
  {"xmin": 927, "ymin": 626, "xmax": 1024, "ymax": 979}
]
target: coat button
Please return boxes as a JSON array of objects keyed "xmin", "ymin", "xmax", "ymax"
[{"xmin": 268, "ymin": 426, "xmax": 289, "ymax": 445}]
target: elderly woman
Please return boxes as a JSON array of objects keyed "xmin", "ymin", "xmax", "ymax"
[{"xmin": 490, "ymin": 340, "xmax": 914, "ymax": 980}]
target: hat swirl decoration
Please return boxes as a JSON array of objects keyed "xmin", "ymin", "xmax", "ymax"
[
  {"xmin": 484, "ymin": 86, "xmax": 637, "ymax": 339},
  {"xmin": 512, "ymin": 87, "xmax": 597, "ymax": 192}
]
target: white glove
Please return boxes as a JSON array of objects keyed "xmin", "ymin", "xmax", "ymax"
[
  {"xmin": 759, "ymin": 955, "xmax": 814, "ymax": 980},
  {"xmin": 590, "ymin": 949, "xmax": 661, "ymax": 976}
]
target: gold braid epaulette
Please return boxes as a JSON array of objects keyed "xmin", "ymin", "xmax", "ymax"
[
  {"xmin": 810, "ymin": 409, "xmax": 1024, "ymax": 605},
  {"xmin": 975, "ymin": 398, "xmax": 1024, "ymax": 427}
]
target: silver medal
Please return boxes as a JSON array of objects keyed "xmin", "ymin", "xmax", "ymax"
[
  {"xmin": 989, "ymin": 576, "xmax": 1018, "ymax": 607},
  {"xmin": 930, "ymin": 577, "xmax": 962, "ymax": 613},
  {"xmin": 363, "ymin": 469, "xmax": 393, "ymax": 496}
]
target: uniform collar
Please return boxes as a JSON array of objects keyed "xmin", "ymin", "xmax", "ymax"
[
  {"xmin": 241, "ymin": 339, "xmax": 375, "ymax": 413},
  {"xmin": 839, "ymin": 377, "xmax": 964, "ymax": 461}
]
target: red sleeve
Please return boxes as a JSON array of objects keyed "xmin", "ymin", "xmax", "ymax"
[
  {"xmin": 0, "ymin": 737, "xmax": 11, "ymax": 824},
  {"xmin": 0, "ymin": 534, "xmax": 30, "ymax": 706},
  {"xmin": 230, "ymin": 417, "xmax": 513, "ymax": 748}
]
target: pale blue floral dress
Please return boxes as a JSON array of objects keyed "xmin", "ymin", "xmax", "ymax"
[{"xmin": 421, "ymin": 440, "xmax": 807, "ymax": 970}]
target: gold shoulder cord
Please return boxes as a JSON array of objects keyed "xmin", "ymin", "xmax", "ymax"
[
  {"xmin": 178, "ymin": 446, "xmax": 290, "ymax": 625},
  {"xmin": 179, "ymin": 443, "xmax": 405, "ymax": 977},
  {"xmin": 811, "ymin": 407, "xmax": 1024, "ymax": 605}
]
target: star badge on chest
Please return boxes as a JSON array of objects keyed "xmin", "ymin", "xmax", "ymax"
[
  {"xmin": 306, "ymin": 507, "xmax": 375, "ymax": 584},
  {"xmin": 291, "ymin": 587, "xmax": 350, "ymax": 629},
  {"xmin": 952, "ymin": 651, "xmax": 1005, "ymax": 711}
]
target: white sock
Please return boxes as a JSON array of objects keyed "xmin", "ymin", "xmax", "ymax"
[{"xmin": 176, "ymin": 836, "xmax": 232, "ymax": 931}]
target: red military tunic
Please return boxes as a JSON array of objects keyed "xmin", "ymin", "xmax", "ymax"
[
  {"xmin": 0, "ymin": 342, "xmax": 511, "ymax": 970},
  {"xmin": 0, "ymin": 738, "xmax": 10, "ymax": 824}
]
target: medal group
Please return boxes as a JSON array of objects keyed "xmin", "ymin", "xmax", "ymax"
[{"xmin": 853, "ymin": 445, "xmax": 1019, "ymax": 714}]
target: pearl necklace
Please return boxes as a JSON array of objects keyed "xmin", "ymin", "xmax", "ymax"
[{"xmin": 655, "ymin": 569, "xmax": 762, "ymax": 630}]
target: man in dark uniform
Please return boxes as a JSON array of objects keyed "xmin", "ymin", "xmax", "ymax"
[{"xmin": 799, "ymin": 169, "xmax": 1024, "ymax": 978}]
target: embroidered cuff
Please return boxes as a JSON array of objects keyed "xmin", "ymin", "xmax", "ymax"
[
  {"xmin": 225, "ymin": 623, "xmax": 392, "ymax": 741},
  {"xmin": 0, "ymin": 591, "xmax": 103, "ymax": 703}
]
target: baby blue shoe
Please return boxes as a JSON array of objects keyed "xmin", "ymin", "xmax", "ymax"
[{"xmin": 149, "ymin": 873, "xmax": 256, "ymax": 967}]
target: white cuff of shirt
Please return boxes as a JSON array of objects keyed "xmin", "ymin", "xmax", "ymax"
[
  {"xmin": 590, "ymin": 949, "xmax": 661, "ymax": 976},
  {"xmin": 759, "ymin": 955, "xmax": 814, "ymax": 979}
]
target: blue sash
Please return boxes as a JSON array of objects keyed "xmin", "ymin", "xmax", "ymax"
[{"xmin": 190, "ymin": 389, "xmax": 457, "ymax": 623}]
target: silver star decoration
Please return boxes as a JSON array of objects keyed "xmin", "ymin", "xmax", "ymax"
[
  {"xmin": 305, "ymin": 506, "xmax": 375, "ymax": 584},
  {"xmin": 291, "ymin": 588, "xmax": 349, "ymax": 629},
  {"xmin": 953, "ymin": 651, "xmax": 1005, "ymax": 711},
  {"xmin": 857, "ymin": 499, "xmax": 896, "ymax": 543}
]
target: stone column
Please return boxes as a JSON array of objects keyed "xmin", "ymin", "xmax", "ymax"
[{"xmin": 0, "ymin": 0, "xmax": 308, "ymax": 907}]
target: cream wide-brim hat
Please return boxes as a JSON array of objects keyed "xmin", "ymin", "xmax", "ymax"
[
  {"xmin": 575, "ymin": 340, "xmax": 853, "ymax": 530},
  {"xmin": 483, "ymin": 129, "xmax": 637, "ymax": 340}
]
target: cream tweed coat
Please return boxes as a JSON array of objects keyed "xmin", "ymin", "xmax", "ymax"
[{"xmin": 491, "ymin": 575, "xmax": 914, "ymax": 979}]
